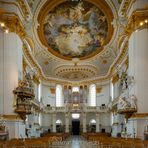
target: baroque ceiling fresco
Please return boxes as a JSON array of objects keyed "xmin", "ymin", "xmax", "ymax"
[
  {"xmin": 31, "ymin": 0, "xmax": 121, "ymax": 82},
  {"xmin": 43, "ymin": 1, "xmax": 108, "ymax": 59}
]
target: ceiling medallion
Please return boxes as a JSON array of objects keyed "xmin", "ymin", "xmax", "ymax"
[{"xmin": 38, "ymin": 0, "xmax": 113, "ymax": 60}]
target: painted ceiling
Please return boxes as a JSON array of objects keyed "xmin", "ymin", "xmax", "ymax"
[
  {"xmin": 29, "ymin": 0, "xmax": 123, "ymax": 82},
  {"xmin": 43, "ymin": 1, "xmax": 108, "ymax": 59}
]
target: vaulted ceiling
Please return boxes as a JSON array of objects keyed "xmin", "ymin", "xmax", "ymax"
[{"xmin": 27, "ymin": 0, "xmax": 123, "ymax": 82}]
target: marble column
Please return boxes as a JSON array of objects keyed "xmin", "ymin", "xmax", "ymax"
[
  {"xmin": 65, "ymin": 113, "xmax": 69, "ymax": 133},
  {"xmin": 129, "ymin": 28, "xmax": 148, "ymax": 113},
  {"xmin": 0, "ymin": 30, "xmax": 25, "ymax": 139},
  {"xmin": 128, "ymin": 26, "xmax": 148, "ymax": 138},
  {"xmin": 82, "ymin": 113, "xmax": 86, "ymax": 133},
  {"xmin": 52, "ymin": 113, "xmax": 56, "ymax": 133},
  {"xmin": 96, "ymin": 113, "xmax": 100, "ymax": 132},
  {"xmin": 0, "ymin": 31, "xmax": 23, "ymax": 115}
]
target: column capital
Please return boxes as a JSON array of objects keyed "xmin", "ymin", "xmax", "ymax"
[
  {"xmin": 125, "ymin": 9, "xmax": 148, "ymax": 37},
  {"xmin": 0, "ymin": 14, "xmax": 26, "ymax": 39}
]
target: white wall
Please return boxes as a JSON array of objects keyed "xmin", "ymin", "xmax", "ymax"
[
  {"xmin": 42, "ymin": 113, "xmax": 52, "ymax": 128},
  {"xmin": 6, "ymin": 121, "xmax": 26, "ymax": 139},
  {"xmin": 42, "ymin": 84, "xmax": 56, "ymax": 107},
  {"xmin": 86, "ymin": 113, "xmax": 96, "ymax": 125},
  {"xmin": 100, "ymin": 113, "xmax": 111, "ymax": 133},
  {"xmin": 96, "ymin": 84, "xmax": 110, "ymax": 106},
  {"xmin": 126, "ymin": 118, "xmax": 148, "ymax": 139}
]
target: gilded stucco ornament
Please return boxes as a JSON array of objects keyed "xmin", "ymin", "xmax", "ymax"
[
  {"xmin": 0, "ymin": 14, "xmax": 26, "ymax": 39},
  {"xmin": 13, "ymin": 71, "xmax": 35, "ymax": 121},
  {"xmin": 117, "ymin": 95, "xmax": 137, "ymax": 122},
  {"xmin": 124, "ymin": 9, "xmax": 148, "ymax": 37}
]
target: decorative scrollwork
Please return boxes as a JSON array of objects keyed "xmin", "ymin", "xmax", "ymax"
[
  {"xmin": 117, "ymin": 95, "xmax": 137, "ymax": 122},
  {"xmin": 13, "ymin": 71, "xmax": 35, "ymax": 121}
]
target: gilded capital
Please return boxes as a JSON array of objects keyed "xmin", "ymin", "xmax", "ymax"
[
  {"xmin": 0, "ymin": 14, "xmax": 26, "ymax": 39},
  {"xmin": 125, "ymin": 9, "xmax": 148, "ymax": 37}
]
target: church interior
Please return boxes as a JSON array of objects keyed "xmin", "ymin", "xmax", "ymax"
[{"xmin": 0, "ymin": 0, "xmax": 148, "ymax": 147}]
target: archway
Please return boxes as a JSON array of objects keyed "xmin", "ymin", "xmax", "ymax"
[
  {"xmin": 89, "ymin": 119, "xmax": 96, "ymax": 133},
  {"xmin": 72, "ymin": 113, "xmax": 80, "ymax": 135},
  {"xmin": 56, "ymin": 119, "xmax": 63, "ymax": 133}
]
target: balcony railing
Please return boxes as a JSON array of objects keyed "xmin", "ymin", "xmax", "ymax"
[{"xmin": 43, "ymin": 105, "xmax": 109, "ymax": 113}]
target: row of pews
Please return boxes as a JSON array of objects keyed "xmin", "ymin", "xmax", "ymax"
[
  {"xmin": 0, "ymin": 133, "xmax": 70, "ymax": 148},
  {"xmin": 82, "ymin": 133, "xmax": 148, "ymax": 148}
]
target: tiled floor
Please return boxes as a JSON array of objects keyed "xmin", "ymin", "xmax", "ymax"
[{"xmin": 51, "ymin": 135, "xmax": 98, "ymax": 148}]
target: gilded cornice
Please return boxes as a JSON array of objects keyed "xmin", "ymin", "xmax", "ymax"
[
  {"xmin": 0, "ymin": 13, "xmax": 26, "ymax": 39},
  {"xmin": 0, "ymin": 0, "xmax": 31, "ymax": 21},
  {"xmin": 96, "ymin": 87, "xmax": 102, "ymax": 93},
  {"xmin": 125, "ymin": 57, "xmax": 129, "ymax": 68},
  {"xmin": 124, "ymin": 9, "xmax": 148, "ymax": 37},
  {"xmin": 22, "ymin": 57, "xmax": 27, "ymax": 72},
  {"xmin": 33, "ymin": 75, "xmax": 40, "ymax": 85},
  {"xmin": 23, "ymin": 44, "xmax": 44, "ymax": 79},
  {"xmin": 50, "ymin": 88, "xmax": 56, "ymax": 94},
  {"xmin": 23, "ymin": 43, "xmax": 72, "ymax": 85},
  {"xmin": 131, "ymin": 113, "xmax": 148, "ymax": 118},
  {"xmin": 112, "ymin": 74, "xmax": 119, "ymax": 85}
]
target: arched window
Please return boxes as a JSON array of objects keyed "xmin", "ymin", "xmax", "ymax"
[
  {"xmin": 72, "ymin": 87, "xmax": 79, "ymax": 92},
  {"xmin": 56, "ymin": 119, "xmax": 62, "ymax": 125},
  {"xmin": 89, "ymin": 119, "xmax": 96, "ymax": 125},
  {"xmin": 89, "ymin": 84, "xmax": 96, "ymax": 106},
  {"xmin": 56, "ymin": 85, "xmax": 63, "ymax": 107},
  {"xmin": 72, "ymin": 113, "xmax": 80, "ymax": 119}
]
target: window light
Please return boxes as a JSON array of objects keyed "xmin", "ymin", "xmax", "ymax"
[
  {"xmin": 72, "ymin": 87, "xmax": 79, "ymax": 92},
  {"xmin": 72, "ymin": 113, "xmax": 80, "ymax": 119}
]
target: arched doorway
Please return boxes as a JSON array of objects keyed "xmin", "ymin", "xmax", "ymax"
[
  {"xmin": 72, "ymin": 113, "xmax": 80, "ymax": 135},
  {"xmin": 89, "ymin": 119, "xmax": 96, "ymax": 133},
  {"xmin": 56, "ymin": 119, "xmax": 63, "ymax": 133}
]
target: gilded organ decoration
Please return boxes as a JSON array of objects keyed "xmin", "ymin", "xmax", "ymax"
[{"xmin": 43, "ymin": 1, "xmax": 108, "ymax": 59}]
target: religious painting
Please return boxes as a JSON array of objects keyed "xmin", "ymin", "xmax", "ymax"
[{"xmin": 43, "ymin": 1, "xmax": 108, "ymax": 58}]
